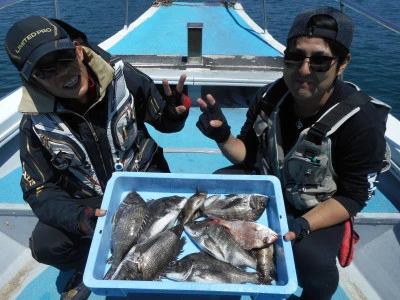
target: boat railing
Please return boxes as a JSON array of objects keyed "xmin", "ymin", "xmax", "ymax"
[{"xmin": 335, "ymin": 0, "xmax": 400, "ymax": 35}]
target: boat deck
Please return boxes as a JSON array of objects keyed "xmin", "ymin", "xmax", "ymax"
[
  {"xmin": 106, "ymin": 2, "xmax": 281, "ymax": 57},
  {"xmin": 99, "ymin": 1, "xmax": 284, "ymax": 87}
]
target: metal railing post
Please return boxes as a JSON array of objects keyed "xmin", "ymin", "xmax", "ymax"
[
  {"xmin": 336, "ymin": 0, "xmax": 399, "ymax": 35},
  {"xmin": 54, "ymin": 0, "xmax": 59, "ymax": 19},
  {"xmin": 124, "ymin": 0, "xmax": 129, "ymax": 29},
  {"xmin": 263, "ymin": 0, "xmax": 267, "ymax": 33}
]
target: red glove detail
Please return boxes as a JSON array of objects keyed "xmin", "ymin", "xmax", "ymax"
[{"xmin": 182, "ymin": 93, "xmax": 191, "ymax": 109}]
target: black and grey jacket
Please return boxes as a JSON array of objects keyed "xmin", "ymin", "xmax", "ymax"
[
  {"xmin": 238, "ymin": 78, "xmax": 388, "ymax": 214},
  {"xmin": 19, "ymin": 46, "xmax": 188, "ymax": 235}
]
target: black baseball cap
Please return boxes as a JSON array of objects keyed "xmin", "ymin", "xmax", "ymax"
[
  {"xmin": 287, "ymin": 6, "xmax": 354, "ymax": 51},
  {"xmin": 5, "ymin": 15, "xmax": 76, "ymax": 80}
]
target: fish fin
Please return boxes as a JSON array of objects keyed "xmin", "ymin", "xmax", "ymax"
[
  {"xmin": 171, "ymin": 224, "xmax": 184, "ymax": 236},
  {"xmin": 240, "ymin": 243, "xmax": 253, "ymax": 251},
  {"xmin": 203, "ymin": 214, "xmax": 221, "ymax": 225},
  {"xmin": 136, "ymin": 212, "xmax": 151, "ymax": 238},
  {"xmin": 106, "ymin": 255, "xmax": 113, "ymax": 264},
  {"xmin": 161, "ymin": 236, "xmax": 186, "ymax": 278},
  {"xmin": 235, "ymin": 264, "xmax": 247, "ymax": 271},
  {"xmin": 220, "ymin": 198, "xmax": 244, "ymax": 209},
  {"xmin": 224, "ymin": 194, "xmax": 238, "ymax": 197},
  {"xmin": 206, "ymin": 214, "xmax": 220, "ymax": 221},
  {"xmin": 153, "ymin": 276, "xmax": 163, "ymax": 281},
  {"xmin": 204, "ymin": 238, "xmax": 226, "ymax": 260},
  {"xmin": 259, "ymin": 267, "xmax": 276, "ymax": 285},
  {"xmin": 195, "ymin": 186, "xmax": 208, "ymax": 196},
  {"xmin": 103, "ymin": 266, "xmax": 116, "ymax": 280},
  {"xmin": 191, "ymin": 210, "xmax": 203, "ymax": 221},
  {"xmin": 164, "ymin": 237, "xmax": 185, "ymax": 270},
  {"xmin": 178, "ymin": 236, "xmax": 187, "ymax": 253}
]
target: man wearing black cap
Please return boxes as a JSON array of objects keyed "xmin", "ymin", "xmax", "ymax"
[
  {"xmin": 5, "ymin": 15, "xmax": 190, "ymax": 299},
  {"xmin": 196, "ymin": 7, "xmax": 388, "ymax": 299}
]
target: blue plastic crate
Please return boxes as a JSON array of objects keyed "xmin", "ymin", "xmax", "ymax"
[{"xmin": 84, "ymin": 172, "xmax": 297, "ymax": 299}]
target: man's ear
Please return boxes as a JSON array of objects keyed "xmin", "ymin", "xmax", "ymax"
[
  {"xmin": 73, "ymin": 40, "xmax": 84, "ymax": 61},
  {"xmin": 337, "ymin": 53, "xmax": 351, "ymax": 77}
]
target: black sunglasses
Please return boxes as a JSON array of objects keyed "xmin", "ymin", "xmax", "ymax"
[
  {"xmin": 284, "ymin": 51, "xmax": 337, "ymax": 72},
  {"xmin": 33, "ymin": 50, "xmax": 77, "ymax": 80}
]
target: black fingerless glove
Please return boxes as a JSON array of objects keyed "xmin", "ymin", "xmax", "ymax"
[
  {"xmin": 288, "ymin": 217, "xmax": 310, "ymax": 240},
  {"xmin": 77, "ymin": 207, "xmax": 97, "ymax": 237},
  {"xmin": 196, "ymin": 101, "xmax": 231, "ymax": 143},
  {"xmin": 164, "ymin": 92, "xmax": 191, "ymax": 122},
  {"xmin": 165, "ymin": 90, "xmax": 183, "ymax": 107}
]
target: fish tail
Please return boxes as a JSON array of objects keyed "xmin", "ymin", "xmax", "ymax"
[
  {"xmin": 171, "ymin": 224, "xmax": 185, "ymax": 236},
  {"xmin": 195, "ymin": 186, "xmax": 208, "ymax": 197},
  {"xmin": 254, "ymin": 271, "xmax": 265, "ymax": 285},
  {"xmin": 261, "ymin": 266, "xmax": 277, "ymax": 284},
  {"xmin": 160, "ymin": 236, "xmax": 186, "ymax": 278}
]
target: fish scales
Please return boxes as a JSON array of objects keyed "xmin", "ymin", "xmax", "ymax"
[
  {"xmin": 104, "ymin": 190, "xmax": 147, "ymax": 279},
  {"xmin": 203, "ymin": 193, "xmax": 268, "ymax": 221},
  {"xmin": 178, "ymin": 190, "xmax": 207, "ymax": 226},
  {"xmin": 165, "ymin": 252, "xmax": 262, "ymax": 284},
  {"xmin": 184, "ymin": 221, "xmax": 257, "ymax": 270},
  {"xmin": 206, "ymin": 215, "xmax": 278, "ymax": 250},
  {"xmin": 253, "ymin": 245, "xmax": 276, "ymax": 284},
  {"xmin": 137, "ymin": 195, "xmax": 187, "ymax": 243},
  {"xmin": 112, "ymin": 225, "xmax": 185, "ymax": 281},
  {"xmin": 191, "ymin": 194, "xmax": 220, "ymax": 221}
]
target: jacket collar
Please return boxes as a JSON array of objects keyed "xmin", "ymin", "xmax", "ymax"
[{"xmin": 18, "ymin": 46, "xmax": 114, "ymax": 113}]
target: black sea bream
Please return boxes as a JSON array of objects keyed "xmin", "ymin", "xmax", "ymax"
[
  {"xmin": 111, "ymin": 225, "xmax": 185, "ymax": 280},
  {"xmin": 203, "ymin": 194, "xmax": 268, "ymax": 221},
  {"xmin": 104, "ymin": 190, "xmax": 147, "ymax": 279},
  {"xmin": 177, "ymin": 190, "xmax": 207, "ymax": 226},
  {"xmin": 165, "ymin": 252, "xmax": 262, "ymax": 284},
  {"xmin": 184, "ymin": 221, "xmax": 257, "ymax": 269},
  {"xmin": 137, "ymin": 195, "xmax": 187, "ymax": 243}
]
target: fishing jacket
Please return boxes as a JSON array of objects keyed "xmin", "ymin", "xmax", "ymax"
[
  {"xmin": 19, "ymin": 46, "xmax": 188, "ymax": 235},
  {"xmin": 239, "ymin": 78, "xmax": 389, "ymax": 213}
]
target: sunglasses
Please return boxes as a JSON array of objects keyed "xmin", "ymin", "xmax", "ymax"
[
  {"xmin": 284, "ymin": 51, "xmax": 337, "ymax": 72},
  {"xmin": 33, "ymin": 50, "xmax": 77, "ymax": 79}
]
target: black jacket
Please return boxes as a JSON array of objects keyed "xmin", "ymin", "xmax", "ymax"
[
  {"xmin": 237, "ymin": 79, "xmax": 387, "ymax": 215},
  {"xmin": 19, "ymin": 48, "xmax": 188, "ymax": 236}
]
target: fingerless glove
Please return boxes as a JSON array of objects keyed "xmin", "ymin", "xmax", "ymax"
[
  {"xmin": 196, "ymin": 101, "xmax": 231, "ymax": 143},
  {"xmin": 288, "ymin": 217, "xmax": 310, "ymax": 240},
  {"xmin": 77, "ymin": 207, "xmax": 97, "ymax": 237}
]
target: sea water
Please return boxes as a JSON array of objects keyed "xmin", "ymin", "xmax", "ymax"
[{"xmin": 0, "ymin": 0, "xmax": 398, "ymax": 118}]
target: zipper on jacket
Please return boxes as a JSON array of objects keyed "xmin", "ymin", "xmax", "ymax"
[
  {"xmin": 87, "ymin": 122, "xmax": 99, "ymax": 142},
  {"xmin": 132, "ymin": 138, "xmax": 150, "ymax": 171},
  {"xmin": 113, "ymin": 103, "xmax": 134, "ymax": 149},
  {"xmin": 66, "ymin": 111, "xmax": 108, "ymax": 183},
  {"xmin": 83, "ymin": 115, "xmax": 109, "ymax": 182}
]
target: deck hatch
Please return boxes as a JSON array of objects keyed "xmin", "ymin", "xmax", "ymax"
[{"xmin": 187, "ymin": 22, "xmax": 203, "ymax": 64}]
